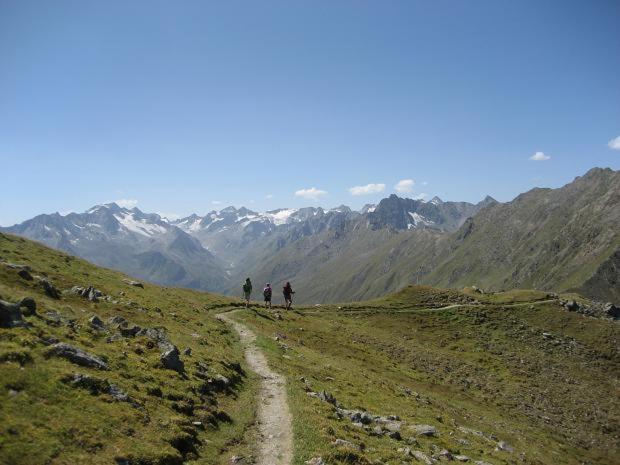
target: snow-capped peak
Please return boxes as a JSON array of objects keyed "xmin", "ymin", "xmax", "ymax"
[
  {"xmin": 113, "ymin": 211, "xmax": 167, "ymax": 237},
  {"xmin": 264, "ymin": 208, "xmax": 299, "ymax": 225}
]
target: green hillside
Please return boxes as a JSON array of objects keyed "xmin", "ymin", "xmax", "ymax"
[
  {"xmin": 2, "ymin": 233, "xmax": 618, "ymax": 465},
  {"xmin": 234, "ymin": 286, "xmax": 619, "ymax": 465},
  {"xmin": 0, "ymin": 233, "xmax": 254, "ymax": 465}
]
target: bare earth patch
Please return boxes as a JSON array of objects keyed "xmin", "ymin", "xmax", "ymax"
[{"xmin": 217, "ymin": 310, "xmax": 293, "ymax": 465}]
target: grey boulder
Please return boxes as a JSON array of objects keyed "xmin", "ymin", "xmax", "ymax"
[{"xmin": 47, "ymin": 343, "xmax": 108, "ymax": 370}]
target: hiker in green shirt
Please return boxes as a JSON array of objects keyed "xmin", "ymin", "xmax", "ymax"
[{"xmin": 242, "ymin": 278, "xmax": 252, "ymax": 308}]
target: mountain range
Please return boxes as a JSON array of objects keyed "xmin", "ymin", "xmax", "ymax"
[{"xmin": 3, "ymin": 167, "xmax": 618, "ymax": 303}]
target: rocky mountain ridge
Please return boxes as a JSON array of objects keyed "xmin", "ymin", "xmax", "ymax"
[{"xmin": 2, "ymin": 167, "xmax": 618, "ymax": 303}]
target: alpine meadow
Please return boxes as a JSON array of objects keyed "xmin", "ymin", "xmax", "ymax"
[{"xmin": 1, "ymin": 2, "xmax": 619, "ymax": 465}]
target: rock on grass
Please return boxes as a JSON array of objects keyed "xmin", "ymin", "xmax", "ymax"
[{"xmin": 47, "ymin": 343, "xmax": 108, "ymax": 370}]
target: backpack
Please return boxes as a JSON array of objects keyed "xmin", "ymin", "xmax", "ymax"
[
  {"xmin": 263, "ymin": 287, "xmax": 272, "ymax": 299},
  {"xmin": 243, "ymin": 282, "xmax": 251, "ymax": 293}
]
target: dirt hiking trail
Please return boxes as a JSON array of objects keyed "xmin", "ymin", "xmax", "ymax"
[{"xmin": 217, "ymin": 310, "xmax": 293, "ymax": 465}]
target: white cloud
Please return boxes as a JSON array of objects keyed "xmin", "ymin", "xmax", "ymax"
[
  {"xmin": 529, "ymin": 151, "xmax": 550, "ymax": 161},
  {"xmin": 608, "ymin": 136, "xmax": 620, "ymax": 150},
  {"xmin": 421, "ymin": 181, "xmax": 428, "ymax": 186},
  {"xmin": 294, "ymin": 187, "xmax": 327, "ymax": 200},
  {"xmin": 348, "ymin": 183, "xmax": 386, "ymax": 196},
  {"xmin": 265, "ymin": 194, "xmax": 274, "ymax": 199},
  {"xmin": 395, "ymin": 179, "xmax": 415, "ymax": 193},
  {"xmin": 114, "ymin": 199, "xmax": 139, "ymax": 208},
  {"xmin": 413, "ymin": 193, "xmax": 428, "ymax": 200},
  {"xmin": 211, "ymin": 200, "xmax": 222, "ymax": 205}
]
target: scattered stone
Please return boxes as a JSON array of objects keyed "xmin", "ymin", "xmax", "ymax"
[
  {"xmin": 0, "ymin": 297, "xmax": 36, "ymax": 328},
  {"xmin": 123, "ymin": 279, "xmax": 144, "ymax": 288},
  {"xmin": 230, "ymin": 456, "xmax": 245, "ymax": 464},
  {"xmin": 89, "ymin": 315, "xmax": 105, "ymax": 329},
  {"xmin": 38, "ymin": 278, "xmax": 61, "ymax": 299},
  {"xmin": 120, "ymin": 325, "xmax": 142, "ymax": 337},
  {"xmin": 410, "ymin": 424, "xmax": 438, "ymax": 436},
  {"xmin": 434, "ymin": 449, "xmax": 453, "ymax": 460},
  {"xmin": 44, "ymin": 311, "xmax": 63, "ymax": 325},
  {"xmin": 108, "ymin": 315, "xmax": 128, "ymax": 327},
  {"xmin": 411, "ymin": 450, "xmax": 434, "ymax": 464},
  {"xmin": 17, "ymin": 269, "xmax": 33, "ymax": 281},
  {"xmin": 564, "ymin": 300, "xmax": 579, "ymax": 311},
  {"xmin": 71, "ymin": 285, "xmax": 104, "ymax": 302},
  {"xmin": 454, "ymin": 455, "xmax": 470, "ymax": 462},
  {"xmin": 495, "ymin": 440, "xmax": 514, "ymax": 453},
  {"xmin": 160, "ymin": 345, "xmax": 184, "ymax": 372},
  {"xmin": 317, "ymin": 390, "xmax": 337, "ymax": 405},
  {"xmin": 64, "ymin": 373, "xmax": 138, "ymax": 407},
  {"xmin": 604, "ymin": 302, "xmax": 619, "ymax": 319},
  {"xmin": 47, "ymin": 343, "xmax": 108, "ymax": 370},
  {"xmin": 305, "ymin": 458, "xmax": 325, "ymax": 465},
  {"xmin": 388, "ymin": 430, "xmax": 402, "ymax": 440},
  {"xmin": 376, "ymin": 417, "xmax": 402, "ymax": 432},
  {"xmin": 183, "ymin": 348, "xmax": 192, "ymax": 356},
  {"xmin": 332, "ymin": 438, "xmax": 357, "ymax": 449},
  {"xmin": 214, "ymin": 374, "xmax": 231, "ymax": 388}
]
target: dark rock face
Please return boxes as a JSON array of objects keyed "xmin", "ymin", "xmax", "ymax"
[
  {"xmin": 17, "ymin": 269, "xmax": 33, "ymax": 281},
  {"xmin": 161, "ymin": 345, "xmax": 184, "ymax": 372},
  {"xmin": 0, "ymin": 297, "xmax": 36, "ymax": 328},
  {"xmin": 604, "ymin": 302, "xmax": 619, "ymax": 319},
  {"xmin": 47, "ymin": 343, "xmax": 108, "ymax": 370},
  {"xmin": 89, "ymin": 315, "xmax": 105, "ymax": 329},
  {"xmin": 366, "ymin": 194, "xmax": 490, "ymax": 232}
]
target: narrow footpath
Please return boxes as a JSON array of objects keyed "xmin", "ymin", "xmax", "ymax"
[{"xmin": 217, "ymin": 310, "xmax": 293, "ymax": 465}]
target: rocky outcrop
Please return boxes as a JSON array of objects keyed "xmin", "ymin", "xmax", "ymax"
[{"xmin": 71, "ymin": 285, "xmax": 103, "ymax": 302}]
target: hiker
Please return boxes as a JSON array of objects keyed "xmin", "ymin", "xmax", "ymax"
[
  {"xmin": 263, "ymin": 283, "xmax": 272, "ymax": 309},
  {"xmin": 242, "ymin": 278, "xmax": 252, "ymax": 308},
  {"xmin": 283, "ymin": 281, "xmax": 295, "ymax": 310}
]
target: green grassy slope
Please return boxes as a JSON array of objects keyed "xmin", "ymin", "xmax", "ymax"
[
  {"xmin": 235, "ymin": 286, "xmax": 619, "ymax": 465},
  {"xmin": 426, "ymin": 168, "xmax": 620, "ymax": 301},
  {"xmin": 0, "ymin": 233, "xmax": 256, "ymax": 465}
]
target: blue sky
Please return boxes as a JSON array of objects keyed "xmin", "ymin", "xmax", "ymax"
[{"xmin": 1, "ymin": 0, "xmax": 619, "ymax": 225}]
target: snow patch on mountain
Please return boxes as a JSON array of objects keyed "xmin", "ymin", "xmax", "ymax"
[
  {"xmin": 264, "ymin": 209, "xmax": 299, "ymax": 225},
  {"xmin": 114, "ymin": 212, "xmax": 167, "ymax": 237},
  {"xmin": 407, "ymin": 211, "xmax": 434, "ymax": 228}
]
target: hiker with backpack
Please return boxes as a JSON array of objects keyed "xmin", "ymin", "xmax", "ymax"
[
  {"xmin": 283, "ymin": 281, "xmax": 295, "ymax": 310},
  {"xmin": 263, "ymin": 283, "xmax": 272, "ymax": 309},
  {"xmin": 242, "ymin": 278, "xmax": 252, "ymax": 308}
]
